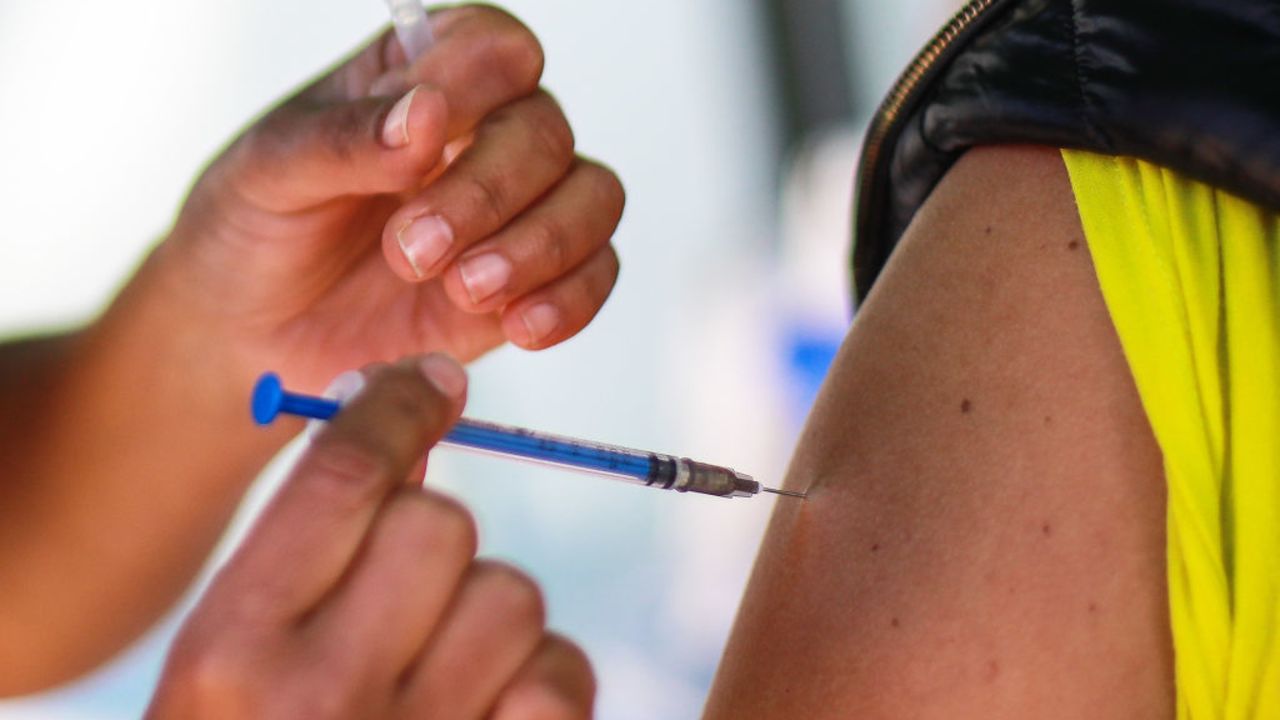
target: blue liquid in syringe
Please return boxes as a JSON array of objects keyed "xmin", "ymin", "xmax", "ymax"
[{"xmin": 444, "ymin": 420, "xmax": 655, "ymax": 478}]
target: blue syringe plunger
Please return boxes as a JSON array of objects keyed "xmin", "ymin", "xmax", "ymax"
[{"xmin": 251, "ymin": 373, "xmax": 340, "ymax": 425}]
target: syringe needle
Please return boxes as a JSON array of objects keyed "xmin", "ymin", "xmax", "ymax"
[{"xmin": 761, "ymin": 486, "xmax": 808, "ymax": 499}]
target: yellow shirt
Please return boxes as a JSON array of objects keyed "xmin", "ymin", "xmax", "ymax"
[{"xmin": 1063, "ymin": 150, "xmax": 1280, "ymax": 719}]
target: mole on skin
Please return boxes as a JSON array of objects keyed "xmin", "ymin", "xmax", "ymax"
[{"xmin": 961, "ymin": 399, "xmax": 973, "ymax": 414}]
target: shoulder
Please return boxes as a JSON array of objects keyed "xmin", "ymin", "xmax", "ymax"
[{"xmin": 707, "ymin": 145, "xmax": 1174, "ymax": 719}]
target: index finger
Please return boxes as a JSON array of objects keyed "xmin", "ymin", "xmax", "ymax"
[
  {"xmin": 411, "ymin": 6, "xmax": 544, "ymax": 138},
  {"xmin": 312, "ymin": 6, "xmax": 545, "ymax": 139},
  {"xmin": 213, "ymin": 354, "xmax": 467, "ymax": 621}
]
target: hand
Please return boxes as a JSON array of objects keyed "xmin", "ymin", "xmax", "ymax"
[
  {"xmin": 155, "ymin": 5, "xmax": 624, "ymax": 392},
  {"xmin": 146, "ymin": 356, "xmax": 595, "ymax": 719}
]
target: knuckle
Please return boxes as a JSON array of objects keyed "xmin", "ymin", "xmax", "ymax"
[
  {"xmin": 528, "ymin": 97, "xmax": 576, "ymax": 164},
  {"xmin": 229, "ymin": 116, "xmax": 291, "ymax": 195},
  {"xmin": 587, "ymin": 164, "xmax": 626, "ymax": 218},
  {"xmin": 563, "ymin": 646, "xmax": 595, "ymax": 698},
  {"xmin": 548, "ymin": 634, "xmax": 593, "ymax": 675},
  {"xmin": 244, "ymin": 111, "xmax": 290, "ymax": 160},
  {"xmin": 200, "ymin": 574, "xmax": 284, "ymax": 626},
  {"xmin": 490, "ymin": 23, "xmax": 545, "ymax": 95},
  {"xmin": 583, "ymin": 248, "xmax": 621, "ymax": 304},
  {"xmin": 601, "ymin": 247, "xmax": 622, "ymax": 285},
  {"xmin": 477, "ymin": 562, "xmax": 546, "ymax": 628},
  {"xmin": 578, "ymin": 250, "xmax": 621, "ymax": 317},
  {"xmin": 287, "ymin": 678, "xmax": 355, "ymax": 720},
  {"xmin": 302, "ymin": 439, "xmax": 394, "ymax": 499},
  {"xmin": 319, "ymin": 102, "xmax": 371, "ymax": 161},
  {"xmin": 455, "ymin": 1, "xmax": 512, "ymax": 26},
  {"xmin": 239, "ymin": 100, "xmax": 374, "ymax": 181},
  {"xmin": 161, "ymin": 640, "xmax": 251, "ymax": 708},
  {"xmin": 526, "ymin": 216, "xmax": 568, "ymax": 272},
  {"xmin": 395, "ymin": 491, "xmax": 479, "ymax": 560},
  {"xmin": 457, "ymin": 5, "xmax": 544, "ymax": 94},
  {"xmin": 605, "ymin": 246, "xmax": 621, "ymax": 275},
  {"xmin": 498, "ymin": 682, "xmax": 588, "ymax": 720},
  {"xmin": 234, "ymin": 125, "xmax": 269, "ymax": 171},
  {"xmin": 463, "ymin": 171, "xmax": 510, "ymax": 228}
]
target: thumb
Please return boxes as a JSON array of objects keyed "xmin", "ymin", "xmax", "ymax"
[{"xmin": 230, "ymin": 85, "xmax": 448, "ymax": 212}]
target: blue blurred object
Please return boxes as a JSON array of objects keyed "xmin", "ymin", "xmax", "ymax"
[{"xmin": 784, "ymin": 328, "xmax": 841, "ymax": 419}]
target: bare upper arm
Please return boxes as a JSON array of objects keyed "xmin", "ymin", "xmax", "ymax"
[{"xmin": 704, "ymin": 145, "xmax": 1174, "ymax": 718}]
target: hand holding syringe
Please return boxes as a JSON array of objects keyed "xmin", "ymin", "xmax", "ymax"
[{"xmin": 346, "ymin": 5, "xmax": 806, "ymax": 500}]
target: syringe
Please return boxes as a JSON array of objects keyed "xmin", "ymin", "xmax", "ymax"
[
  {"xmin": 383, "ymin": 0, "xmax": 436, "ymax": 61},
  {"xmin": 252, "ymin": 373, "xmax": 805, "ymax": 500}
]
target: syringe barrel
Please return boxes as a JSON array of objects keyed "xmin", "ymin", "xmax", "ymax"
[
  {"xmin": 384, "ymin": 0, "xmax": 435, "ymax": 61},
  {"xmin": 440, "ymin": 420, "xmax": 757, "ymax": 498},
  {"xmin": 443, "ymin": 419, "xmax": 654, "ymax": 479}
]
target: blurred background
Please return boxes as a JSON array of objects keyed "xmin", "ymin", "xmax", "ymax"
[{"xmin": 0, "ymin": 0, "xmax": 960, "ymax": 717}]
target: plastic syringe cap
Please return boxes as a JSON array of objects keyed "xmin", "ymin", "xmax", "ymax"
[{"xmin": 251, "ymin": 372, "xmax": 284, "ymax": 426}]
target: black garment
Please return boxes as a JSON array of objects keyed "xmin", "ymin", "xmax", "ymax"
[{"xmin": 853, "ymin": 0, "xmax": 1280, "ymax": 301}]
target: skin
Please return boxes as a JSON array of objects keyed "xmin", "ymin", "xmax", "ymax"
[
  {"xmin": 0, "ymin": 5, "xmax": 622, "ymax": 695},
  {"xmin": 147, "ymin": 357, "xmax": 594, "ymax": 719},
  {"xmin": 705, "ymin": 146, "xmax": 1175, "ymax": 717}
]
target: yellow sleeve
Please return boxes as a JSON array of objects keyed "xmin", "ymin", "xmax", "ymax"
[{"xmin": 1062, "ymin": 150, "xmax": 1280, "ymax": 719}]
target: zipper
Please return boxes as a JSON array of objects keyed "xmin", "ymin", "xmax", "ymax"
[{"xmin": 853, "ymin": 0, "xmax": 1009, "ymax": 297}]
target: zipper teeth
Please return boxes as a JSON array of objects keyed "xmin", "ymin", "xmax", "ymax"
[{"xmin": 859, "ymin": 0, "xmax": 998, "ymax": 189}]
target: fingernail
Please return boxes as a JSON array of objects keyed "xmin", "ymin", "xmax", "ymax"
[
  {"xmin": 326, "ymin": 369, "xmax": 368, "ymax": 403},
  {"xmin": 418, "ymin": 353, "xmax": 467, "ymax": 400},
  {"xmin": 397, "ymin": 215, "xmax": 453, "ymax": 278},
  {"xmin": 381, "ymin": 85, "xmax": 420, "ymax": 149},
  {"xmin": 520, "ymin": 304, "xmax": 561, "ymax": 345},
  {"xmin": 458, "ymin": 253, "xmax": 513, "ymax": 304},
  {"xmin": 307, "ymin": 370, "xmax": 366, "ymax": 437}
]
